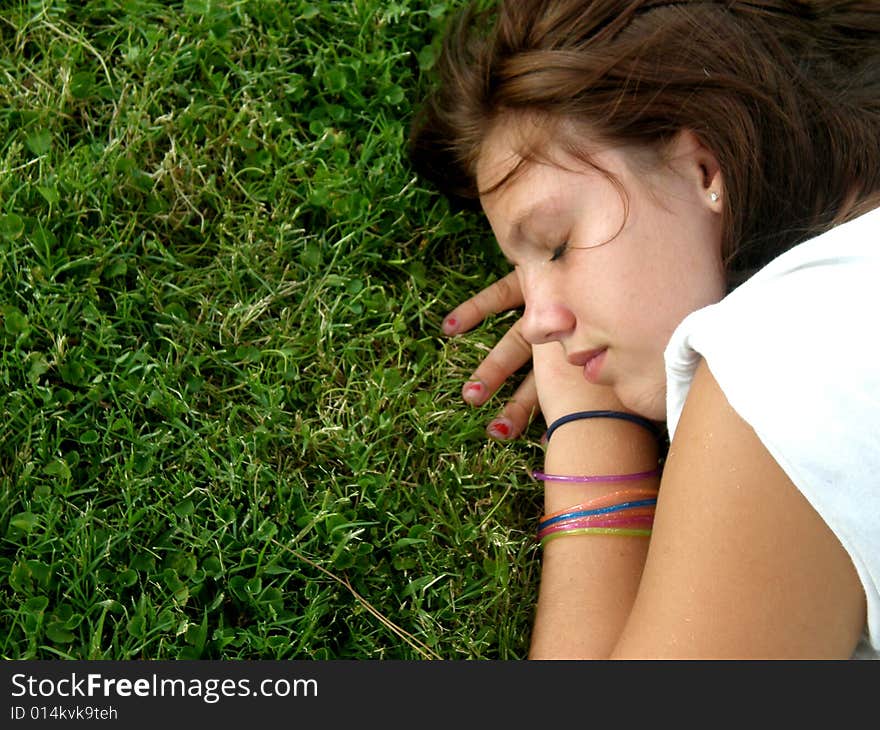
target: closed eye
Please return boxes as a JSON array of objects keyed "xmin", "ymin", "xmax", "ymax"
[{"xmin": 550, "ymin": 242, "xmax": 568, "ymax": 262}]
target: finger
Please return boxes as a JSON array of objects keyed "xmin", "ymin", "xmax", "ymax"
[
  {"xmin": 442, "ymin": 270, "xmax": 523, "ymax": 335},
  {"xmin": 462, "ymin": 317, "xmax": 532, "ymax": 406},
  {"xmin": 486, "ymin": 370, "xmax": 540, "ymax": 441}
]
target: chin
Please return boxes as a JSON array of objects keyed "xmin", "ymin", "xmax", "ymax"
[{"xmin": 616, "ymin": 383, "xmax": 667, "ymax": 423}]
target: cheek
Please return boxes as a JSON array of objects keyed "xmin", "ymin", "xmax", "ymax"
[
  {"xmin": 564, "ymin": 210, "xmax": 724, "ymax": 341},
  {"xmin": 596, "ymin": 255, "xmax": 721, "ymax": 348},
  {"xmin": 645, "ymin": 268, "xmax": 724, "ymax": 351},
  {"xmin": 632, "ymin": 215, "xmax": 725, "ymax": 319}
]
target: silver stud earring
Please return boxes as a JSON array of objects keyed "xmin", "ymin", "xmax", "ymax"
[{"xmin": 709, "ymin": 191, "xmax": 719, "ymax": 202}]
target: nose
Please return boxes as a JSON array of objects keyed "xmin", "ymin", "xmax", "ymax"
[{"xmin": 518, "ymin": 270, "xmax": 575, "ymax": 345}]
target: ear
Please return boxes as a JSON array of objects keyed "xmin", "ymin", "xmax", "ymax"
[{"xmin": 670, "ymin": 129, "xmax": 724, "ymax": 212}]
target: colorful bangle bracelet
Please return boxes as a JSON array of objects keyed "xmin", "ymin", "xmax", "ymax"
[
  {"xmin": 530, "ymin": 468, "xmax": 661, "ymax": 483},
  {"xmin": 539, "ymin": 526, "xmax": 652, "ymax": 547},
  {"xmin": 543, "ymin": 410, "xmax": 662, "ymax": 444},
  {"xmin": 538, "ymin": 499, "xmax": 657, "ymax": 530},
  {"xmin": 539, "ymin": 487, "xmax": 660, "ymax": 522},
  {"xmin": 537, "ymin": 514, "xmax": 655, "ymax": 541},
  {"xmin": 540, "ymin": 505, "xmax": 656, "ymax": 530}
]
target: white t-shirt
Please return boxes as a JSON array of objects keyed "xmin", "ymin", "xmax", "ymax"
[{"xmin": 664, "ymin": 206, "xmax": 880, "ymax": 659}]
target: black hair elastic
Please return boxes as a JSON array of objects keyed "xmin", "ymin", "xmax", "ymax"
[{"xmin": 543, "ymin": 410, "xmax": 663, "ymax": 444}]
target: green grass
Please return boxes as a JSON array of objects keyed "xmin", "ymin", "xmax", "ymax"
[{"xmin": 0, "ymin": 0, "xmax": 544, "ymax": 659}]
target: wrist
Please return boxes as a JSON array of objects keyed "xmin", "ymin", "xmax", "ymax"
[
  {"xmin": 541, "ymin": 418, "xmax": 661, "ymax": 514},
  {"xmin": 543, "ymin": 417, "xmax": 660, "ymax": 471}
]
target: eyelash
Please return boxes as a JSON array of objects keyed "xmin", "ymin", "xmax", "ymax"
[{"xmin": 549, "ymin": 242, "xmax": 568, "ymax": 262}]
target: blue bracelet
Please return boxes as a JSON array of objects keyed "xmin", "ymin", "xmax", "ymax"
[
  {"xmin": 538, "ymin": 498, "xmax": 659, "ymax": 530},
  {"xmin": 543, "ymin": 410, "xmax": 662, "ymax": 444}
]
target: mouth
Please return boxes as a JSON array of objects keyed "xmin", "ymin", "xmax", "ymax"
[
  {"xmin": 567, "ymin": 348, "xmax": 606, "ymax": 368},
  {"xmin": 567, "ymin": 348, "xmax": 608, "ymax": 384}
]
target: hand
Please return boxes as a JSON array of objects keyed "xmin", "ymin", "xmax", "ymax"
[
  {"xmin": 531, "ymin": 341, "xmax": 625, "ymax": 427},
  {"xmin": 441, "ymin": 271, "xmax": 539, "ymax": 440}
]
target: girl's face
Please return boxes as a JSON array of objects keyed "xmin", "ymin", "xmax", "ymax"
[{"xmin": 477, "ymin": 118, "xmax": 727, "ymax": 419}]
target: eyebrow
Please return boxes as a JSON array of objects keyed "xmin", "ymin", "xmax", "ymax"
[
  {"xmin": 497, "ymin": 198, "xmax": 562, "ymax": 268},
  {"xmin": 510, "ymin": 197, "xmax": 564, "ymax": 243}
]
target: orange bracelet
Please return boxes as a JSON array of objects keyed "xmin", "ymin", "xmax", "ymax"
[{"xmin": 539, "ymin": 487, "xmax": 659, "ymax": 523}]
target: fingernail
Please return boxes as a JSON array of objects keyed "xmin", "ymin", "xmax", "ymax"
[
  {"xmin": 442, "ymin": 316, "xmax": 458, "ymax": 335},
  {"xmin": 462, "ymin": 380, "xmax": 485, "ymax": 405},
  {"xmin": 487, "ymin": 419, "xmax": 513, "ymax": 440}
]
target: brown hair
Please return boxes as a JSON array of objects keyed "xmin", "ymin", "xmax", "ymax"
[{"xmin": 409, "ymin": 0, "xmax": 880, "ymax": 277}]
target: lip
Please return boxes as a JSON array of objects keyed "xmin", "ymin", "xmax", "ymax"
[
  {"xmin": 567, "ymin": 348, "xmax": 606, "ymax": 367},
  {"xmin": 568, "ymin": 348, "xmax": 608, "ymax": 383}
]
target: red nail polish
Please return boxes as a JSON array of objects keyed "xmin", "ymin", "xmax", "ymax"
[
  {"xmin": 488, "ymin": 420, "xmax": 511, "ymax": 439},
  {"xmin": 442, "ymin": 316, "xmax": 458, "ymax": 334},
  {"xmin": 463, "ymin": 381, "xmax": 485, "ymax": 405}
]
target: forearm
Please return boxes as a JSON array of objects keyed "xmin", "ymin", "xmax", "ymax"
[{"xmin": 528, "ymin": 418, "xmax": 660, "ymax": 659}]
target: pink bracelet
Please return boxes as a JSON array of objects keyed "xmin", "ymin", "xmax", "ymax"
[{"xmin": 537, "ymin": 514, "xmax": 655, "ymax": 541}]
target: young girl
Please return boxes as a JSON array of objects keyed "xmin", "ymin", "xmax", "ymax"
[{"xmin": 409, "ymin": 0, "xmax": 880, "ymax": 658}]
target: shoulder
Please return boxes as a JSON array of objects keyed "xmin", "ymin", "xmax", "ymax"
[
  {"xmin": 651, "ymin": 209, "xmax": 880, "ymax": 657},
  {"xmin": 665, "ymin": 208, "xmax": 880, "ymax": 437},
  {"xmin": 614, "ymin": 361, "xmax": 868, "ymax": 658}
]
